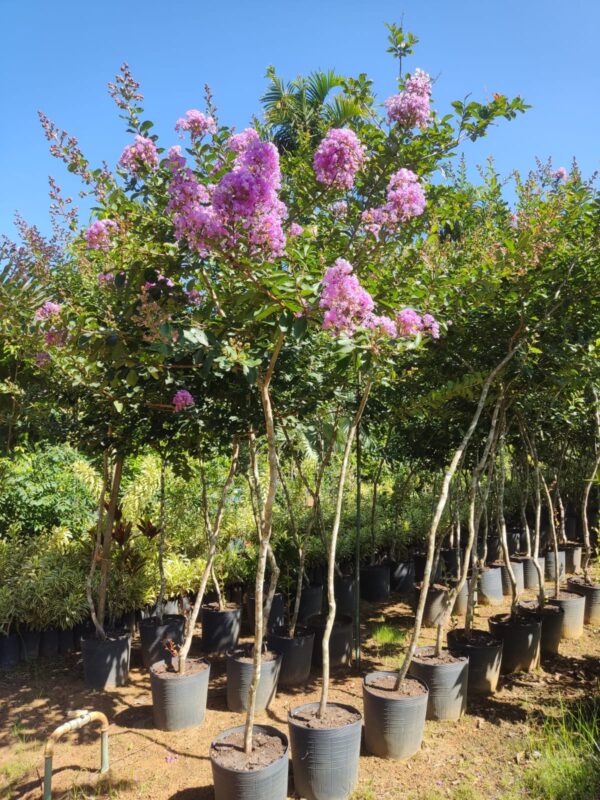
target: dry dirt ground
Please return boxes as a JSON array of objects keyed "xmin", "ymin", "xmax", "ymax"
[{"xmin": 1, "ymin": 580, "xmax": 599, "ymax": 800}]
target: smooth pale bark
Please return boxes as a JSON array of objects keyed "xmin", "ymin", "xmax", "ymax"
[
  {"xmin": 86, "ymin": 452, "xmax": 109, "ymax": 639},
  {"xmin": 541, "ymin": 475, "xmax": 561, "ymax": 599},
  {"xmin": 178, "ymin": 437, "xmax": 240, "ymax": 674},
  {"xmin": 582, "ymin": 399, "xmax": 600, "ymax": 582},
  {"xmin": 518, "ymin": 421, "xmax": 546, "ymax": 607},
  {"xmin": 96, "ymin": 456, "xmax": 125, "ymax": 637},
  {"xmin": 318, "ymin": 381, "xmax": 372, "ymax": 718},
  {"xmin": 497, "ymin": 425, "xmax": 519, "ymax": 615},
  {"xmin": 156, "ymin": 460, "xmax": 167, "ymax": 624},
  {"xmin": 262, "ymin": 545, "xmax": 280, "ymax": 638}
]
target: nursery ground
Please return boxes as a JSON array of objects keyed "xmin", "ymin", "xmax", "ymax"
[{"xmin": 1, "ymin": 583, "xmax": 599, "ymax": 800}]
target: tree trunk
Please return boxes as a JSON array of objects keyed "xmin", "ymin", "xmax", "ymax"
[
  {"xmin": 156, "ymin": 459, "xmax": 167, "ymax": 624},
  {"xmin": 541, "ymin": 475, "xmax": 561, "ymax": 599},
  {"xmin": 582, "ymin": 396, "xmax": 600, "ymax": 582},
  {"xmin": 86, "ymin": 451, "xmax": 109, "ymax": 639},
  {"xmin": 96, "ymin": 455, "xmax": 125, "ymax": 637}
]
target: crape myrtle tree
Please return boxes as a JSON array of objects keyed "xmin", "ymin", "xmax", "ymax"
[{"xmin": 24, "ymin": 24, "xmax": 528, "ymax": 746}]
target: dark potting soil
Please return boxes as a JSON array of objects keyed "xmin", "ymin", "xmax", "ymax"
[
  {"xmin": 413, "ymin": 646, "xmax": 466, "ymax": 665},
  {"xmin": 414, "ymin": 582, "xmax": 448, "ymax": 593},
  {"xmin": 230, "ymin": 647, "xmax": 279, "ymax": 664},
  {"xmin": 569, "ymin": 577, "xmax": 600, "ymax": 590},
  {"xmin": 367, "ymin": 675, "xmax": 427, "ymax": 698},
  {"xmin": 292, "ymin": 705, "xmax": 361, "ymax": 730},
  {"xmin": 493, "ymin": 612, "xmax": 539, "ymax": 627},
  {"xmin": 553, "ymin": 591, "xmax": 582, "ymax": 601},
  {"xmin": 202, "ymin": 602, "xmax": 240, "ymax": 612},
  {"xmin": 151, "ymin": 658, "xmax": 208, "ymax": 678},
  {"xmin": 210, "ymin": 729, "xmax": 285, "ymax": 771},
  {"xmin": 452, "ymin": 629, "xmax": 500, "ymax": 648}
]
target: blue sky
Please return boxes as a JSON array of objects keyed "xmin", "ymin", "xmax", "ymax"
[{"xmin": 1, "ymin": 0, "xmax": 599, "ymax": 238}]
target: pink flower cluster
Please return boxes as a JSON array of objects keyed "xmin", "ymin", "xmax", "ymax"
[
  {"xmin": 168, "ymin": 129, "xmax": 287, "ymax": 259},
  {"xmin": 85, "ymin": 219, "xmax": 118, "ymax": 251},
  {"xmin": 384, "ymin": 68, "xmax": 432, "ymax": 129},
  {"xmin": 34, "ymin": 301, "xmax": 62, "ymax": 321},
  {"xmin": 396, "ymin": 308, "xmax": 440, "ymax": 339},
  {"xmin": 362, "ymin": 168, "xmax": 426, "ymax": 238},
  {"xmin": 98, "ymin": 272, "xmax": 115, "ymax": 286},
  {"xmin": 175, "ymin": 109, "xmax": 217, "ymax": 140},
  {"xmin": 288, "ymin": 222, "xmax": 304, "ymax": 237},
  {"xmin": 331, "ymin": 200, "xmax": 348, "ymax": 218},
  {"xmin": 172, "ymin": 389, "xmax": 195, "ymax": 411},
  {"xmin": 313, "ymin": 128, "xmax": 366, "ymax": 190},
  {"xmin": 119, "ymin": 135, "xmax": 159, "ymax": 174},
  {"xmin": 553, "ymin": 166, "xmax": 568, "ymax": 181}
]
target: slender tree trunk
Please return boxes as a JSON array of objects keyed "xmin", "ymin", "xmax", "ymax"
[
  {"xmin": 156, "ymin": 459, "xmax": 167, "ymax": 624},
  {"xmin": 497, "ymin": 421, "xmax": 519, "ymax": 614},
  {"xmin": 318, "ymin": 382, "xmax": 372, "ymax": 717},
  {"xmin": 263, "ymin": 545, "xmax": 280, "ymax": 640},
  {"xmin": 518, "ymin": 420, "xmax": 546, "ymax": 607},
  {"xmin": 86, "ymin": 451, "xmax": 109, "ymax": 639},
  {"xmin": 582, "ymin": 397, "xmax": 600, "ymax": 582},
  {"xmin": 96, "ymin": 455, "xmax": 125, "ymax": 636},
  {"xmin": 542, "ymin": 475, "xmax": 561, "ymax": 599},
  {"xmin": 210, "ymin": 562, "xmax": 224, "ymax": 611}
]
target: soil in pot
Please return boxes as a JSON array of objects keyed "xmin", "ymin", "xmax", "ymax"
[
  {"xmin": 363, "ymin": 672, "xmax": 428, "ymax": 759},
  {"xmin": 548, "ymin": 591, "xmax": 586, "ymax": 639},
  {"xmin": 139, "ymin": 614, "xmax": 185, "ymax": 669},
  {"xmin": 81, "ymin": 630, "xmax": 131, "ymax": 690},
  {"xmin": 479, "ymin": 566, "xmax": 504, "ymax": 605},
  {"xmin": 226, "ymin": 647, "xmax": 281, "ymax": 712},
  {"xmin": 307, "ymin": 613, "xmax": 353, "ymax": 667},
  {"xmin": 447, "ymin": 628, "xmax": 502, "ymax": 696},
  {"xmin": 201, "ymin": 603, "xmax": 241, "ymax": 654},
  {"xmin": 150, "ymin": 658, "xmax": 210, "ymax": 731},
  {"xmin": 210, "ymin": 725, "xmax": 288, "ymax": 800},
  {"xmin": 488, "ymin": 613, "xmax": 541, "ymax": 674},
  {"xmin": 567, "ymin": 577, "xmax": 600, "ymax": 624},
  {"xmin": 408, "ymin": 646, "xmax": 469, "ymax": 721},
  {"xmin": 360, "ymin": 564, "xmax": 391, "ymax": 602},
  {"xmin": 267, "ymin": 626, "xmax": 314, "ymax": 686},
  {"xmin": 288, "ymin": 702, "xmax": 362, "ymax": 800}
]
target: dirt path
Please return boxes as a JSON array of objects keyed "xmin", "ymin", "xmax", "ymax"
[{"xmin": 1, "ymin": 581, "xmax": 598, "ymax": 800}]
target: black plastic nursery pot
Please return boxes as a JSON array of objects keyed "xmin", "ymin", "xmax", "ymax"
[
  {"xmin": 267, "ymin": 627, "xmax": 314, "ymax": 687},
  {"xmin": 548, "ymin": 591, "xmax": 586, "ymax": 639},
  {"xmin": 447, "ymin": 628, "xmax": 502, "ymax": 696},
  {"xmin": 288, "ymin": 702, "xmax": 362, "ymax": 800},
  {"xmin": 58, "ymin": 628, "xmax": 75, "ymax": 655},
  {"xmin": 81, "ymin": 631, "xmax": 131, "ymax": 689},
  {"xmin": 139, "ymin": 614, "xmax": 186, "ymax": 669},
  {"xmin": 246, "ymin": 592, "xmax": 286, "ymax": 633},
  {"xmin": 488, "ymin": 613, "xmax": 541, "ymax": 673},
  {"xmin": 539, "ymin": 605, "xmax": 564, "ymax": 654},
  {"xmin": 567, "ymin": 577, "xmax": 600, "ymax": 624},
  {"xmin": 413, "ymin": 553, "xmax": 426, "ymax": 582},
  {"xmin": 40, "ymin": 628, "xmax": 59, "ymax": 658},
  {"xmin": 201, "ymin": 603, "xmax": 241, "ymax": 654},
  {"xmin": 478, "ymin": 566, "xmax": 504, "ymax": 605},
  {"xmin": 451, "ymin": 579, "xmax": 477, "ymax": 617},
  {"xmin": 523, "ymin": 557, "xmax": 545, "ymax": 590},
  {"xmin": 307, "ymin": 614, "xmax": 353, "ymax": 667},
  {"xmin": 563, "ymin": 545, "xmax": 582, "ymax": 575},
  {"xmin": 413, "ymin": 583, "xmax": 449, "ymax": 627},
  {"xmin": 150, "ymin": 658, "xmax": 210, "ymax": 731},
  {"xmin": 226, "ymin": 649, "xmax": 282, "ymax": 712},
  {"xmin": 491, "ymin": 559, "xmax": 524, "ymax": 596},
  {"xmin": 545, "ymin": 550, "xmax": 566, "ymax": 581},
  {"xmin": 391, "ymin": 560, "xmax": 415, "ymax": 593},
  {"xmin": 0, "ymin": 633, "xmax": 20, "ymax": 669},
  {"xmin": 332, "ymin": 575, "xmax": 356, "ymax": 617},
  {"xmin": 363, "ymin": 671, "xmax": 428, "ymax": 759},
  {"xmin": 508, "ymin": 532, "xmax": 521, "ymax": 555},
  {"xmin": 210, "ymin": 724, "xmax": 289, "ymax": 800},
  {"xmin": 19, "ymin": 629, "xmax": 40, "ymax": 661},
  {"xmin": 486, "ymin": 538, "xmax": 503, "ymax": 563},
  {"xmin": 360, "ymin": 564, "xmax": 391, "ymax": 602},
  {"xmin": 408, "ymin": 646, "xmax": 469, "ymax": 721},
  {"xmin": 297, "ymin": 584, "xmax": 324, "ymax": 623}
]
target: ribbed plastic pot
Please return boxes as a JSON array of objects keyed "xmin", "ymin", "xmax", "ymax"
[
  {"xmin": 523, "ymin": 557, "xmax": 545, "ymax": 590},
  {"xmin": 58, "ymin": 628, "xmax": 75, "ymax": 655},
  {"xmin": 40, "ymin": 629, "xmax": 59, "ymax": 658},
  {"xmin": 0, "ymin": 634, "xmax": 20, "ymax": 669},
  {"xmin": 446, "ymin": 629, "xmax": 502, "ymax": 695},
  {"xmin": 246, "ymin": 592, "xmax": 286, "ymax": 633},
  {"xmin": 288, "ymin": 702, "xmax": 362, "ymax": 800},
  {"xmin": 488, "ymin": 614, "xmax": 540, "ymax": 673},
  {"xmin": 298, "ymin": 585, "xmax": 323, "ymax": 623},
  {"xmin": 226, "ymin": 651, "xmax": 282, "ymax": 712},
  {"xmin": 363, "ymin": 672, "xmax": 428, "ymax": 759},
  {"xmin": 267, "ymin": 628, "xmax": 314, "ymax": 687},
  {"xmin": 360, "ymin": 565, "xmax": 391, "ymax": 602},
  {"xmin": 308, "ymin": 614, "xmax": 353, "ymax": 667},
  {"xmin": 563, "ymin": 546, "xmax": 582, "ymax": 574},
  {"xmin": 201, "ymin": 605, "xmax": 241, "ymax": 654},
  {"xmin": 539, "ymin": 605, "xmax": 563, "ymax": 654},
  {"xmin": 548, "ymin": 592, "xmax": 586, "ymax": 639},
  {"xmin": 499, "ymin": 560, "xmax": 525, "ymax": 595},
  {"xmin": 408, "ymin": 648, "xmax": 469, "ymax": 721},
  {"xmin": 392, "ymin": 561, "xmax": 415, "ymax": 593},
  {"xmin": 20, "ymin": 629, "xmax": 40, "ymax": 661},
  {"xmin": 332, "ymin": 576, "xmax": 356, "ymax": 617},
  {"xmin": 139, "ymin": 615, "xmax": 186, "ymax": 669},
  {"xmin": 413, "ymin": 584, "xmax": 449, "ymax": 627},
  {"xmin": 81, "ymin": 631, "xmax": 131, "ymax": 689},
  {"xmin": 545, "ymin": 550, "xmax": 566, "ymax": 581},
  {"xmin": 479, "ymin": 566, "xmax": 504, "ymax": 605},
  {"xmin": 451, "ymin": 580, "xmax": 477, "ymax": 617},
  {"xmin": 210, "ymin": 724, "xmax": 289, "ymax": 800},
  {"xmin": 567, "ymin": 578, "xmax": 600, "ymax": 624},
  {"xmin": 150, "ymin": 659, "xmax": 210, "ymax": 730}
]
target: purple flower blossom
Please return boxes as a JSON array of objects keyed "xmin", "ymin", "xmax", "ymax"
[
  {"xmin": 172, "ymin": 389, "xmax": 195, "ymax": 411},
  {"xmin": 35, "ymin": 351, "xmax": 50, "ymax": 367},
  {"xmin": 85, "ymin": 219, "xmax": 118, "ymax": 252},
  {"xmin": 186, "ymin": 288, "xmax": 204, "ymax": 305},
  {"xmin": 331, "ymin": 200, "xmax": 348, "ymax": 218},
  {"xmin": 44, "ymin": 329, "xmax": 66, "ymax": 347},
  {"xmin": 365, "ymin": 314, "xmax": 398, "ymax": 338},
  {"xmin": 320, "ymin": 258, "xmax": 374, "ymax": 336},
  {"xmin": 98, "ymin": 272, "xmax": 115, "ymax": 286},
  {"xmin": 361, "ymin": 207, "xmax": 389, "ymax": 240},
  {"xmin": 553, "ymin": 166, "xmax": 568, "ymax": 181},
  {"xmin": 227, "ymin": 128, "xmax": 260, "ymax": 154},
  {"xmin": 289, "ymin": 222, "xmax": 304, "ymax": 237},
  {"xmin": 385, "ymin": 169, "xmax": 426, "ymax": 222},
  {"xmin": 396, "ymin": 308, "xmax": 424, "ymax": 337},
  {"xmin": 385, "ymin": 69, "xmax": 432, "ymax": 129},
  {"xmin": 34, "ymin": 301, "xmax": 62, "ymax": 321},
  {"xmin": 421, "ymin": 313, "xmax": 440, "ymax": 339},
  {"xmin": 119, "ymin": 135, "xmax": 159, "ymax": 174},
  {"xmin": 166, "ymin": 145, "xmax": 186, "ymax": 171},
  {"xmin": 313, "ymin": 128, "xmax": 366, "ymax": 190},
  {"xmin": 175, "ymin": 109, "xmax": 217, "ymax": 140}
]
